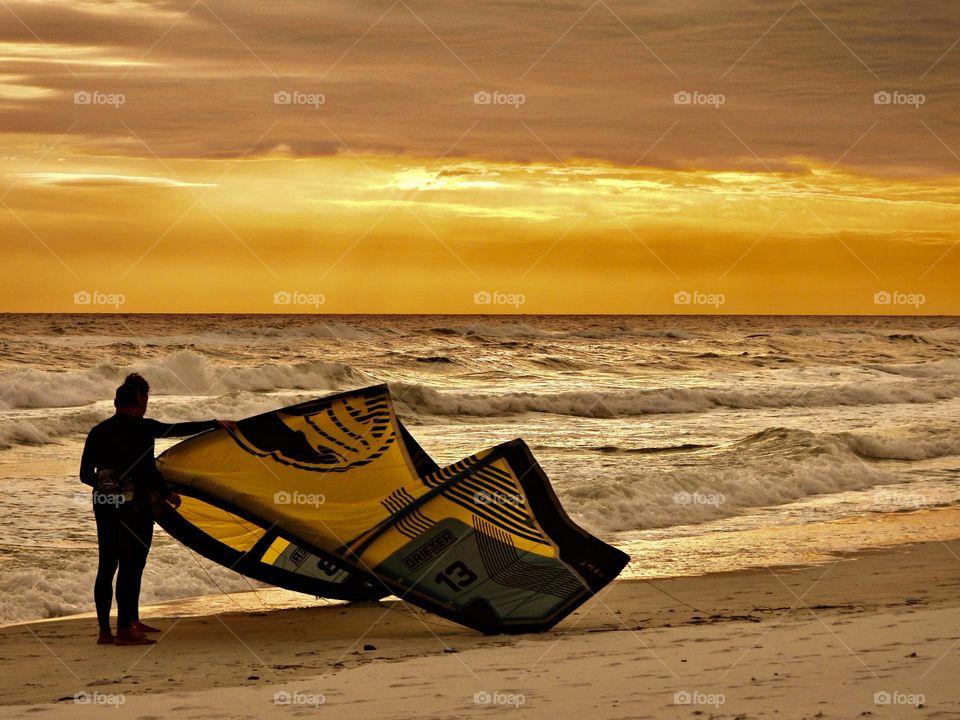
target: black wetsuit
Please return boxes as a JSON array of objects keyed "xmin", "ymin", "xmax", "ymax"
[{"xmin": 80, "ymin": 414, "xmax": 217, "ymax": 632}]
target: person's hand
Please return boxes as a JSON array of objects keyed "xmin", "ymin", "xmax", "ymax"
[
  {"xmin": 165, "ymin": 492, "xmax": 182, "ymax": 509},
  {"xmin": 216, "ymin": 419, "xmax": 238, "ymax": 431}
]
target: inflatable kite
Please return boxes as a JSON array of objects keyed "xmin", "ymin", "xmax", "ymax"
[{"xmin": 156, "ymin": 385, "xmax": 628, "ymax": 634}]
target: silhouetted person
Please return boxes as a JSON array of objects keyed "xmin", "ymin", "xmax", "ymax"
[{"xmin": 80, "ymin": 380, "xmax": 232, "ymax": 645}]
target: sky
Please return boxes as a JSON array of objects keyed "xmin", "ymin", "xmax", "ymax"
[{"xmin": 1, "ymin": 0, "xmax": 958, "ymax": 313}]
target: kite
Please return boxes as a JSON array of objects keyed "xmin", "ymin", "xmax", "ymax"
[{"xmin": 156, "ymin": 385, "xmax": 628, "ymax": 633}]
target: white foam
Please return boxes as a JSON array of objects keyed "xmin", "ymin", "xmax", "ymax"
[
  {"xmin": 569, "ymin": 450, "xmax": 893, "ymax": 533},
  {"xmin": 839, "ymin": 431, "xmax": 960, "ymax": 461},
  {"xmin": 0, "ymin": 542, "xmax": 264, "ymax": 626},
  {"xmin": 869, "ymin": 358, "xmax": 960, "ymax": 380},
  {"xmin": 430, "ymin": 322, "xmax": 695, "ymax": 341},
  {"xmin": 0, "ymin": 406, "xmax": 108, "ymax": 450},
  {"xmin": 392, "ymin": 376, "xmax": 960, "ymax": 419},
  {"xmin": 189, "ymin": 322, "xmax": 378, "ymax": 342},
  {"xmin": 566, "ymin": 424, "xmax": 959, "ymax": 534},
  {"xmin": 0, "ymin": 350, "xmax": 370, "ymax": 411}
]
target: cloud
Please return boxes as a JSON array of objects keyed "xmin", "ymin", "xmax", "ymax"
[
  {"xmin": 0, "ymin": 0, "xmax": 956, "ymax": 176},
  {"xmin": 16, "ymin": 0, "xmax": 186, "ymax": 21},
  {"xmin": 15, "ymin": 171, "xmax": 215, "ymax": 188},
  {"xmin": 0, "ymin": 73, "xmax": 54, "ymax": 100},
  {"xmin": 0, "ymin": 41, "xmax": 156, "ymax": 67}
]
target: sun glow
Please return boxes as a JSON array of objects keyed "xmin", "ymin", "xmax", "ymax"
[{"xmin": 1, "ymin": 144, "xmax": 957, "ymax": 313}]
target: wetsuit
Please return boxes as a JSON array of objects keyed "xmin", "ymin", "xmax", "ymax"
[{"xmin": 80, "ymin": 415, "xmax": 217, "ymax": 632}]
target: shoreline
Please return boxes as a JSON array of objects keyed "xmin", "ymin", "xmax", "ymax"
[
  {"xmin": 2, "ymin": 536, "xmax": 959, "ymax": 717},
  {"xmin": 6, "ymin": 505, "xmax": 960, "ymax": 623},
  {"xmin": 8, "ymin": 505, "xmax": 960, "ymax": 632}
]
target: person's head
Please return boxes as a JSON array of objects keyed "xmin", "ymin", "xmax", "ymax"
[
  {"xmin": 113, "ymin": 383, "xmax": 140, "ymax": 415},
  {"xmin": 124, "ymin": 372, "xmax": 149, "ymax": 416}
]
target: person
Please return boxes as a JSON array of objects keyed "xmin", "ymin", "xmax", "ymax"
[{"xmin": 79, "ymin": 379, "xmax": 233, "ymax": 646}]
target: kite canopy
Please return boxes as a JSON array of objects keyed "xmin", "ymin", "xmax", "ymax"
[
  {"xmin": 156, "ymin": 385, "xmax": 629, "ymax": 634},
  {"xmin": 155, "ymin": 486, "xmax": 386, "ymax": 602}
]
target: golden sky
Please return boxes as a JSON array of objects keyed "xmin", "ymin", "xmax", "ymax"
[{"xmin": 1, "ymin": 0, "xmax": 958, "ymax": 313}]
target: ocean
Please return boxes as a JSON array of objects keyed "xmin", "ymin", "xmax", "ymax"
[{"xmin": 1, "ymin": 313, "xmax": 958, "ymax": 625}]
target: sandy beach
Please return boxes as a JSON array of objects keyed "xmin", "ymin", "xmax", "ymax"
[
  {"xmin": 2, "ymin": 520, "xmax": 958, "ymax": 719},
  {"xmin": 3, "ymin": 0, "xmax": 959, "ymax": 712}
]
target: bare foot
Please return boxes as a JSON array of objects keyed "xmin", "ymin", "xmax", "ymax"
[{"xmin": 97, "ymin": 630, "xmax": 115, "ymax": 645}]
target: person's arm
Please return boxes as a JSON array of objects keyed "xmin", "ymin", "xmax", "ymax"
[
  {"xmin": 146, "ymin": 460, "xmax": 175, "ymax": 501},
  {"xmin": 144, "ymin": 457, "xmax": 181, "ymax": 509},
  {"xmin": 135, "ymin": 423, "xmax": 181, "ymax": 508},
  {"xmin": 143, "ymin": 417, "xmax": 220, "ymax": 439},
  {"xmin": 79, "ymin": 427, "xmax": 99, "ymax": 487}
]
